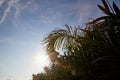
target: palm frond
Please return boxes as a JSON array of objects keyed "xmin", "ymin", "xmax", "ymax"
[
  {"xmin": 113, "ymin": 2, "xmax": 120, "ymax": 15},
  {"xmin": 102, "ymin": 0, "xmax": 110, "ymax": 13},
  {"xmin": 98, "ymin": 5, "xmax": 110, "ymax": 15},
  {"xmin": 43, "ymin": 25, "xmax": 84, "ymax": 54},
  {"xmin": 65, "ymin": 24, "xmax": 73, "ymax": 36}
]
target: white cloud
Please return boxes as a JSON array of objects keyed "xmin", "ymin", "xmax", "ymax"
[
  {"xmin": 0, "ymin": 0, "xmax": 5, "ymax": 7},
  {"xmin": 14, "ymin": 0, "xmax": 33, "ymax": 17},
  {"xmin": 22, "ymin": 0, "xmax": 33, "ymax": 10},
  {"xmin": 0, "ymin": 0, "xmax": 33, "ymax": 24},
  {"xmin": 0, "ymin": 0, "xmax": 19, "ymax": 24}
]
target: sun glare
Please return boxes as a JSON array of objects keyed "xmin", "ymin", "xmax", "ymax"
[{"xmin": 33, "ymin": 46, "xmax": 50, "ymax": 69}]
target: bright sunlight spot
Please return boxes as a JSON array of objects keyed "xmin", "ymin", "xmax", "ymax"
[
  {"xmin": 33, "ymin": 54, "xmax": 50, "ymax": 66},
  {"xmin": 32, "ymin": 46, "xmax": 50, "ymax": 71}
]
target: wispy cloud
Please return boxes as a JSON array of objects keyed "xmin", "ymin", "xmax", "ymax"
[
  {"xmin": 0, "ymin": 0, "xmax": 33, "ymax": 24},
  {"xmin": 22, "ymin": 0, "xmax": 33, "ymax": 10},
  {"xmin": 39, "ymin": 12, "xmax": 62, "ymax": 27},
  {"xmin": 14, "ymin": 0, "xmax": 33, "ymax": 17},
  {"xmin": 76, "ymin": 0, "xmax": 100, "ymax": 24},
  {"xmin": 0, "ymin": 0, "xmax": 19, "ymax": 24},
  {"xmin": 0, "ymin": 0, "xmax": 5, "ymax": 7}
]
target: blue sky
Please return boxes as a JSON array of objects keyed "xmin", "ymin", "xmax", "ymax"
[{"xmin": 0, "ymin": 0, "xmax": 119, "ymax": 80}]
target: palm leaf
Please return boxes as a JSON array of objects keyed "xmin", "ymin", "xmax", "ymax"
[
  {"xmin": 102, "ymin": 0, "xmax": 110, "ymax": 13},
  {"xmin": 113, "ymin": 2, "xmax": 120, "ymax": 15},
  {"xmin": 65, "ymin": 24, "xmax": 73, "ymax": 35},
  {"xmin": 73, "ymin": 26, "xmax": 81, "ymax": 38},
  {"xmin": 88, "ymin": 16, "xmax": 109, "ymax": 25},
  {"xmin": 98, "ymin": 5, "xmax": 110, "ymax": 15}
]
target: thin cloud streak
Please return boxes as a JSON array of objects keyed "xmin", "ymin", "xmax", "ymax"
[
  {"xmin": 0, "ymin": 0, "xmax": 19, "ymax": 24},
  {"xmin": 0, "ymin": 0, "xmax": 33, "ymax": 24},
  {"xmin": 22, "ymin": 0, "xmax": 33, "ymax": 10},
  {"xmin": 0, "ymin": 0, "xmax": 5, "ymax": 7},
  {"xmin": 15, "ymin": 0, "xmax": 33, "ymax": 17}
]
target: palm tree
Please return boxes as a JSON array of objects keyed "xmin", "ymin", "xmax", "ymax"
[
  {"xmin": 43, "ymin": 24, "xmax": 83, "ymax": 54},
  {"xmin": 88, "ymin": 0, "xmax": 120, "ymax": 55},
  {"xmin": 43, "ymin": 24, "xmax": 93, "ymax": 77},
  {"xmin": 42, "ymin": 0, "xmax": 120, "ymax": 80},
  {"xmin": 87, "ymin": 0, "xmax": 120, "ymax": 79},
  {"xmin": 43, "ymin": 24, "xmax": 106, "ymax": 79}
]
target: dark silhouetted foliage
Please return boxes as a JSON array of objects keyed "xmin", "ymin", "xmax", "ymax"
[{"xmin": 32, "ymin": 0, "xmax": 120, "ymax": 80}]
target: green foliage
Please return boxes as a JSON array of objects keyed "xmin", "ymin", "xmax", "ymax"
[
  {"xmin": 32, "ymin": 0, "xmax": 120, "ymax": 80},
  {"xmin": 43, "ymin": 24, "xmax": 82, "ymax": 54}
]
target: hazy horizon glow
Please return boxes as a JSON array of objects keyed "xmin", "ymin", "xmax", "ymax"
[{"xmin": 0, "ymin": 0, "xmax": 119, "ymax": 80}]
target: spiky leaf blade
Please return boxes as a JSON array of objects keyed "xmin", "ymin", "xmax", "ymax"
[
  {"xmin": 102, "ymin": 0, "xmax": 110, "ymax": 13},
  {"xmin": 98, "ymin": 5, "xmax": 110, "ymax": 15},
  {"xmin": 113, "ymin": 2, "xmax": 120, "ymax": 15}
]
